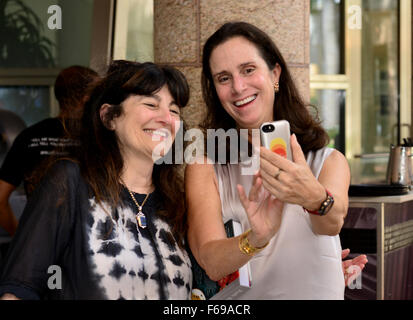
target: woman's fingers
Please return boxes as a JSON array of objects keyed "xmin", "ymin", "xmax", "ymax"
[
  {"xmin": 237, "ymin": 184, "xmax": 249, "ymax": 209},
  {"xmin": 352, "ymin": 255, "xmax": 368, "ymax": 269},
  {"xmin": 260, "ymin": 146, "xmax": 291, "ymax": 171},
  {"xmin": 341, "ymin": 248, "xmax": 351, "ymax": 260},
  {"xmin": 248, "ymin": 173, "xmax": 262, "ymax": 202},
  {"xmin": 342, "ymin": 253, "xmax": 368, "ymax": 269},
  {"xmin": 290, "ymin": 134, "xmax": 307, "ymax": 165},
  {"xmin": 237, "ymin": 178, "xmax": 264, "ymax": 210},
  {"xmin": 261, "ymin": 176, "xmax": 281, "ymax": 199},
  {"xmin": 343, "ymin": 253, "xmax": 368, "ymax": 286},
  {"xmin": 260, "ymin": 156, "xmax": 283, "ymax": 181}
]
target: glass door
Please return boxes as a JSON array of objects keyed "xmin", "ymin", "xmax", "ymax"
[{"xmin": 310, "ymin": 0, "xmax": 411, "ymax": 184}]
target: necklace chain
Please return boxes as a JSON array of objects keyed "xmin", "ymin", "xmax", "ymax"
[
  {"xmin": 127, "ymin": 189, "xmax": 149, "ymax": 211},
  {"xmin": 124, "ymin": 184, "xmax": 150, "ymax": 229}
]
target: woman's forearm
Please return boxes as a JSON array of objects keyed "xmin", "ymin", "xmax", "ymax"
[
  {"xmin": 197, "ymin": 236, "xmax": 254, "ymax": 281},
  {"xmin": 309, "ymin": 195, "xmax": 347, "ymax": 236}
]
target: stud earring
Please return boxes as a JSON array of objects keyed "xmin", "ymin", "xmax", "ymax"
[{"xmin": 274, "ymin": 82, "xmax": 279, "ymax": 93}]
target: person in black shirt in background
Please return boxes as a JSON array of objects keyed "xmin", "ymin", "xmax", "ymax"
[{"xmin": 0, "ymin": 66, "xmax": 98, "ymax": 237}]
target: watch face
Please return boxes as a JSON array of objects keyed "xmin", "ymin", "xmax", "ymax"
[
  {"xmin": 320, "ymin": 195, "xmax": 334, "ymax": 216},
  {"xmin": 304, "ymin": 190, "xmax": 335, "ymax": 216}
]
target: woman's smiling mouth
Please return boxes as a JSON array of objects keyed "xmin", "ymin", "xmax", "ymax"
[
  {"xmin": 234, "ymin": 94, "xmax": 257, "ymax": 107},
  {"xmin": 143, "ymin": 129, "xmax": 170, "ymax": 140}
]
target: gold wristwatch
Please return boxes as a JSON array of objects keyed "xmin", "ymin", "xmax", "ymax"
[{"xmin": 239, "ymin": 229, "xmax": 269, "ymax": 256}]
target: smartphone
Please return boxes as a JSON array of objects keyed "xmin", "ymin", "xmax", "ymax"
[{"xmin": 260, "ymin": 120, "xmax": 292, "ymax": 161}]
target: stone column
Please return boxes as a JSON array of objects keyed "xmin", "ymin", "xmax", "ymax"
[{"xmin": 154, "ymin": 0, "xmax": 310, "ymax": 129}]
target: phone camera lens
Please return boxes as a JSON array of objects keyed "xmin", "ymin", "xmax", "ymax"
[{"xmin": 263, "ymin": 124, "xmax": 274, "ymax": 133}]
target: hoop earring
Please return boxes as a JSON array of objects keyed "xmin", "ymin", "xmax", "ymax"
[{"xmin": 274, "ymin": 82, "xmax": 279, "ymax": 93}]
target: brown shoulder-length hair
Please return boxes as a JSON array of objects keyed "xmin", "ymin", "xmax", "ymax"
[
  {"xmin": 78, "ymin": 60, "xmax": 189, "ymax": 246},
  {"xmin": 201, "ymin": 21, "xmax": 329, "ymax": 155}
]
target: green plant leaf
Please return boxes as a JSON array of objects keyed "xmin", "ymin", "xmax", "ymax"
[{"xmin": 0, "ymin": 0, "xmax": 55, "ymax": 67}]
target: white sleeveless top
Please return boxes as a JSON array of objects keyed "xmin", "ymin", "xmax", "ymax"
[{"xmin": 214, "ymin": 147, "xmax": 345, "ymax": 299}]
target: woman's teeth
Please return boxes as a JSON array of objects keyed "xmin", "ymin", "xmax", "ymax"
[
  {"xmin": 234, "ymin": 95, "xmax": 257, "ymax": 107},
  {"xmin": 144, "ymin": 129, "xmax": 168, "ymax": 138}
]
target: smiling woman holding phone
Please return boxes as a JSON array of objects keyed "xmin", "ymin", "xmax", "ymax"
[{"xmin": 185, "ymin": 21, "xmax": 366, "ymax": 299}]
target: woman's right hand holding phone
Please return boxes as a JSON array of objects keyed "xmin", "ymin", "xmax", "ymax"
[{"xmin": 237, "ymin": 173, "xmax": 284, "ymax": 248}]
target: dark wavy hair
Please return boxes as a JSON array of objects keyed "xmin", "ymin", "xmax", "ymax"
[
  {"xmin": 201, "ymin": 21, "xmax": 329, "ymax": 155},
  {"xmin": 78, "ymin": 60, "xmax": 189, "ymax": 246}
]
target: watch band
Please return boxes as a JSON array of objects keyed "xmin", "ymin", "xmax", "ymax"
[
  {"xmin": 303, "ymin": 189, "xmax": 334, "ymax": 216},
  {"xmin": 238, "ymin": 229, "xmax": 269, "ymax": 256}
]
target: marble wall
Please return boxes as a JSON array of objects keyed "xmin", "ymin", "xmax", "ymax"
[{"xmin": 154, "ymin": 0, "xmax": 310, "ymax": 128}]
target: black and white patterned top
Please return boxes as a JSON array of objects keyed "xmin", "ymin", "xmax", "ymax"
[{"xmin": 0, "ymin": 161, "xmax": 192, "ymax": 300}]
